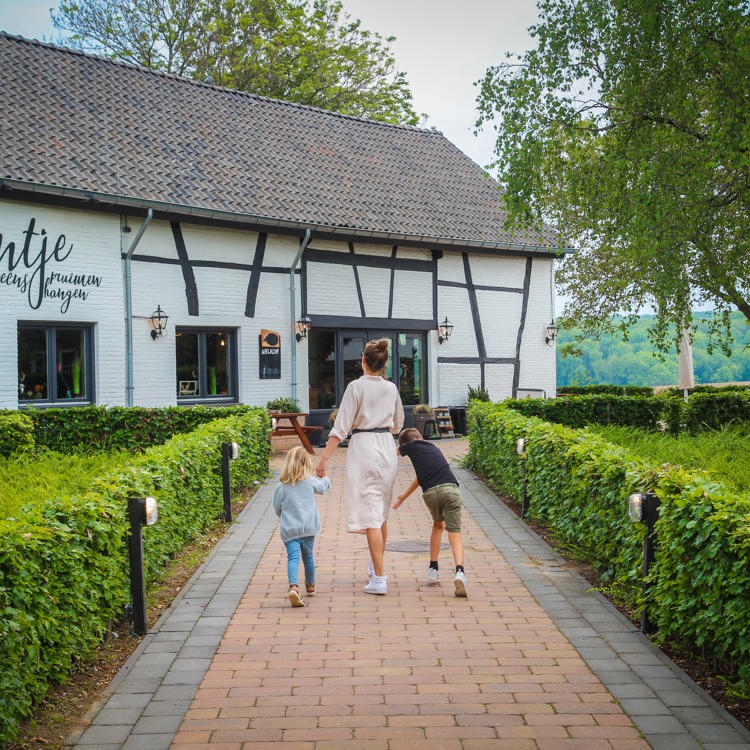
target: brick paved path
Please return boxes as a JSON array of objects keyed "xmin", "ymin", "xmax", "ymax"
[
  {"xmin": 173, "ymin": 442, "xmax": 647, "ymax": 750},
  {"xmin": 69, "ymin": 439, "xmax": 750, "ymax": 750}
]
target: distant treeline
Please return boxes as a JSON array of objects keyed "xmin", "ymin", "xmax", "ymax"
[{"xmin": 558, "ymin": 312, "xmax": 750, "ymax": 387}]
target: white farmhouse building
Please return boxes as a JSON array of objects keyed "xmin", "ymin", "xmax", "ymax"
[{"xmin": 0, "ymin": 33, "xmax": 564, "ymax": 428}]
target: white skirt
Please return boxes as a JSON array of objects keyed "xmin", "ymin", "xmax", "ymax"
[{"xmin": 344, "ymin": 432, "xmax": 398, "ymax": 532}]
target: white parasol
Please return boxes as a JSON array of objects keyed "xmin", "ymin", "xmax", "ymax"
[{"xmin": 678, "ymin": 327, "xmax": 695, "ymax": 399}]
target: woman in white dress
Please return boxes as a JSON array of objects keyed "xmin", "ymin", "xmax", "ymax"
[{"xmin": 316, "ymin": 338, "xmax": 404, "ymax": 595}]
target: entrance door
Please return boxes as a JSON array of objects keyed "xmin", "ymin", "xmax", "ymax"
[{"xmin": 307, "ymin": 329, "xmax": 426, "ymax": 411}]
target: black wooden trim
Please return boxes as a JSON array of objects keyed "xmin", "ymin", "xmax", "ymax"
[
  {"xmin": 170, "ymin": 222, "xmax": 199, "ymax": 316},
  {"xmin": 306, "ymin": 247, "xmax": 432, "ymax": 272},
  {"xmin": 244, "ymin": 232, "xmax": 267, "ymax": 317},
  {"xmin": 438, "ymin": 279, "xmax": 524, "ymax": 294},
  {"xmin": 437, "ymin": 357, "xmax": 518, "ymax": 365},
  {"xmin": 311, "ymin": 315, "xmax": 433, "ymax": 331},
  {"xmin": 349, "ymin": 242, "xmax": 366, "ymax": 317},
  {"xmin": 128, "ymin": 254, "xmax": 295, "ymax": 276},
  {"xmin": 512, "ymin": 257, "xmax": 534, "ymax": 397},
  {"xmin": 462, "ymin": 253, "xmax": 486, "ymax": 359},
  {"xmin": 387, "ymin": 245, "xmax": 397, "ymax": 318}
]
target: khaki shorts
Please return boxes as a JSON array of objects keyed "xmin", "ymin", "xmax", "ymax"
[{"xmin": 422, "ymin": 483, "xmax": 462, "ymax": 533}]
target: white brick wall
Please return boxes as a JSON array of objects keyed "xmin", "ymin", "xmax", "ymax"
[{"xmin": 1, "ymin": 199, "xmax": 557, "ymax": 410}]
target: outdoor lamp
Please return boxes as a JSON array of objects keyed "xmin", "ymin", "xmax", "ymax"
[
  {"xmin": 222, "ymin": 442, "xmax": 241, "ymax": 522},
  {"xmin": 143, "ymin": 495, "xmax": 159, "ymax": 526},
  {"xmin": 295, "ymin": 315, "xmax": 312, "ymax": 342},
  {"xmin": 516, "ymin": 437, "xmax": 527, "ymax": 456},
  {"xmin": 438, "ymin": 316, "xmax": 454, "ymax": 344},
  {"xmin": 628, "ymin": 492, "xmax": 645, "ymax": 523},
  {"xmin": 150, "ymin": 305, "xmax": 169, "ymax": 339},
  {"xmin": 545, "ymin": 320, "xmax": 558, "ymax": 345}
]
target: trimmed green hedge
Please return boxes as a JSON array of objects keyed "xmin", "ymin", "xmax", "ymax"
[
  {"xmin": 0, "ymin": 412, "xmax": 35, "ymax": 458},
  {"xmin": 20, "ymin": 404, "xmax": 258, "ymax": 454},
  {"xmin": 467, "ymin": 402, "xmax": 750, "ymax": 687},
  {"xmin": 558, "ymin": 384, "xmax": 654, "ymax": 396},
  {"xmin": 0, "ymin": 409, "xmax": 270, "ymax": 744},
  {"xmin": 681, "ymin": 391, "xmax": 750, "ymax": 433},
  {"xmin": 508, "ymin": 394, "xmax": 667, "ymax": 431}
]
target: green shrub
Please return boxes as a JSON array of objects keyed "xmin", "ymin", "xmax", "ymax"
[
  {"xmin": 19, "ymin": 404, "xmax": 254, "ymax": 454},
  {"xmin": 467, "ymin": 385, "xmax": 490, "ymax": 402},
  {"xmin": 682, "ymin": 390, "xmax": 750, "ymax": 433},
  {"xmin": 507, "ymin": 394, "xmax": 666, "ymax": 431},
  {"xmin": 0, "ymin": 408, "xmax": 270, "ymax": 744},
  {"xmin": 0, "ymin": 412, "xmax": 34, "ymax": 458},
  {"xmin": 466, "ymin": 401, "xmax": 750, "ymax": 690},
  {"xmin": 558, "ymin": 384, "xmax": 654, "ymax": 396},
  {"xmin": 266, "ymin": 397, "xmax": 300, "ymax": 412}
]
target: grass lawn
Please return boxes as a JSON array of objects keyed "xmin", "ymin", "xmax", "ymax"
[{"xmin": 589, "ymin": 423, "xmax": 750, "ymax": 493}]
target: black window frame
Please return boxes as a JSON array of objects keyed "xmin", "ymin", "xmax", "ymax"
[
  {"xmin": 17, "ymin": 321, "xmax": 95, "ymax": 407},
  {"xmin": 175, "ymin": 327, "xmax": 239, "ymax": 404}
]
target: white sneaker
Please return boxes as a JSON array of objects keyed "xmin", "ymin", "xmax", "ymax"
[
  {"xmin": 363, "ymin": 575, "xmax": 387, "ymax": 595},
  {"xmin": 454, "ymin": 571, "xmax": 467, "ymax": 597},
  {"xmin": 366, "ymin": 560, "xmax": 375, "ymax": 581},
  {"xmin": 425, "ymin": 567, "xmax": 440, "ymax": 584}
]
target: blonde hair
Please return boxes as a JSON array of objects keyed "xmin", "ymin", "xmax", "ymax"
[{"xmin": 279, "ymin": 446, "xmax": 313, "ymax": 485}]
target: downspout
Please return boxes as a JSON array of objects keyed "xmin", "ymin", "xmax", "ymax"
[
  {"xmin": 123, "ymin": 209, "xmax": 153, "ymax": 406},
  {"xmin": 290, "ymin": 229, "xmax": 311, "ymax": 404}
]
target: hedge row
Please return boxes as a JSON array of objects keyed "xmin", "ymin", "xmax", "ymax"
[
  {"xmin": 466, "ymin": 402, "xmax": 750, "ymax": 687},
  {"xmin": 0, "ymin": 408, "xmax": 270, "ymax": 744},
  {"xmin": 557, "ymin": 384, "xmax": 654, "ymax": 396},
  {"xmin": 18, "ymin": 404, "xmax": 259, "ymax": 454},
  {"xmin": 506, "ymin": 390, "xmax": 750, "ymax": 435}
]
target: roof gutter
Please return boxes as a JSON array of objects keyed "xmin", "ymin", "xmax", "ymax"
[
  {"xmin": 123, "ymin": 209, "xmax": 153, "ymax": 406},
  {"xmin": 0, "ymin": 178, "xmax": 574, "ymax": 255},
  {"xmin": 290, "ymin": 229, "xmax": 311, "ymax": 405}
]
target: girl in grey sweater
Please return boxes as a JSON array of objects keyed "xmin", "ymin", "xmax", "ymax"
[{"xmin": 273, "ymin": 447, "xmax": 330, "ymax": 607}]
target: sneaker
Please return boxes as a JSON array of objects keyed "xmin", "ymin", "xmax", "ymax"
[
  {"xmin": 425, "ymin": 567, "xmax": 440, "ymax": 584},
  {"xmin": 366, "ymin": 560, "xmax": 375, "ymax": 581},
  {"xmin": 454, "ymin": 571, "xmax": 467, "ymax": 597},
  {"xmin": 288, "ymin": 586, "xmax": 305, "ymax": 607},
  {"xmin": 363, "ymin": 575, "xmax": 387, "ymax": 595},
  {"xmin": 305, "ymin": 583, "xmax": 315, "ymax": 596}
]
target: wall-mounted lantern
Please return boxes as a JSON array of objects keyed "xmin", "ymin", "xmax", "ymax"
[
  {"xmin": 295, "ymin": 315, "xmax": 312, "ymax": 342},
  {"xmin": 438, "ymin": 316, "xmax": 454, "ymax": 344},
  {"xmin": 545, "ymin": 320, "xmax": 558, "ymax": 345},
  {"xmin": 150, "ymin": 305, "xmax": 169, "ymax": 340}
]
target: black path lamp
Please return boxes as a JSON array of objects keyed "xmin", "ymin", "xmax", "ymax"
[
  {"xmin": 295, "ymin": 315, "xmax": 312, "ymax": 342},
  {"xmin": 438, "ymin": 316, "xmax": 454, "ymax": 344},
  {"xmin": 221, "ymin": 441, "xmax": 240, "ymax": 522},
  {"xmin": 628, "ymin": 491, "xmax": 660, "ymax": 633},
  {"xmin": 127, "ymin": 495, "xmax": 158, "ymax": 636},
  {"xmin": 545, "ymin": 320, "xmax": 558, "ymax": 345},
  {"xmin": 150, "ymin": 305, "xmax": 169, "ymax": 339},
  {"xmin": 516, "ymin": 437, "xmax": 530, "ymax": 517}
]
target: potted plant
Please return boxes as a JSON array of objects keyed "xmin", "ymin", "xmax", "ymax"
[
  {"xmin": 266, "ymin": 397, "xmax": 300, "ymax": 414},
  {"xmin": 412, "ymin": 403, "xmax": 434, "ymax": 436}
]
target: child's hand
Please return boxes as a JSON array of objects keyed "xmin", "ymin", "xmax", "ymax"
[{"xmin": 392, "ymin": 494, "xmax": 406, "ymax": 509}]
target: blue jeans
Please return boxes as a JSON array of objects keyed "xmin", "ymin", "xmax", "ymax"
[{"xmin": 284, "ymin": 536, "xmax": 315, "ymax": 587}]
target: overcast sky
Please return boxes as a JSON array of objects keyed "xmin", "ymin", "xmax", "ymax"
[{"xmin": 0, "ymin": 0, "xmax": 540, "ymax": 168}]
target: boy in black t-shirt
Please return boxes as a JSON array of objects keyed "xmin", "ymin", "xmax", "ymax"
[{"xmin": 394, "ymin": 428, "xmax": 467, "ymax": 597}]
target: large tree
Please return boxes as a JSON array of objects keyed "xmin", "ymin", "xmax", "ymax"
[
  {"xmin": 476, "ymin": 0, "xmax": 750, "ymax": 354},
  {"xmin": 51, "ymin": 0, "xmax": 419, "ymax": 125}
]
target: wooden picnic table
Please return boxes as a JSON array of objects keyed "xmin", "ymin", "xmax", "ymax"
[{"xmin": 269, "ymin": 412, "xmax": 318, "ymax": 454}]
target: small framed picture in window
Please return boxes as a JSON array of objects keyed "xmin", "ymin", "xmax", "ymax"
[{"xmin": 179, "ymin": 380, "xmax": 197, "ymax": 396}]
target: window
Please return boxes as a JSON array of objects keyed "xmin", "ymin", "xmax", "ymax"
[
  {"xmin": 18, "ymin": 324, "xmax": 93, "ymax": 405},
  {"xmin": 176, "ymin": 328, "xmax": 237, "ymax": 401}
]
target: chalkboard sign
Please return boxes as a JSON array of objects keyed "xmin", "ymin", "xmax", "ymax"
[{"xmin": 259, "ymin": 329, "xmax": 281, "ymax": 379}]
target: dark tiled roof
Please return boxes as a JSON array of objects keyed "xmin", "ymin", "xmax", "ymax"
[{"xmin": 0, "ymin": 33, "xmax": 559, "ymax": 251}]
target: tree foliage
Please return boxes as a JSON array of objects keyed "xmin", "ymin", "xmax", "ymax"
[
  {"xmin": 476, "ymin": 0, "xmax": 750, "ymax": 353},
  {"xmin": 558, "ymin": 312, "xmax": 750, "ymax": 387},
  {"xmin": 51, "ymin": 0, "xmax": 420, "ymax": 125}
]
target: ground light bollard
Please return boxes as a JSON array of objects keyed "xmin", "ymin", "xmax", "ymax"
[
  {"xmin": 516, "ymin": 437, "xmax": 529, "ymax": 517},
  {"xmin": 628, "ymin": 491, "xmax": 660, "ymax": 634},
  {"xmin": 222, "ymin": 441, "xmax": 240, "ymax": 522},
  {"xmin": 127, "ymin": 495, "xmax": 158, "ymax": 637}
]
